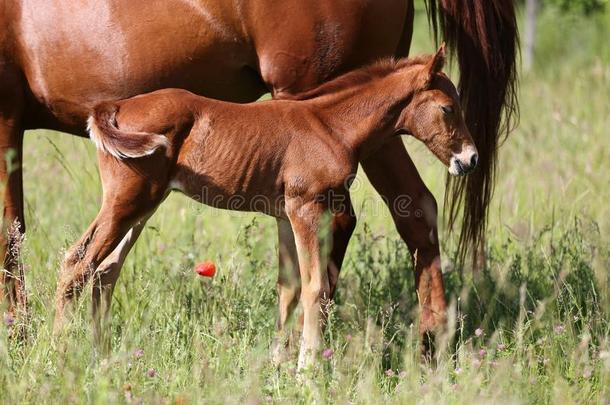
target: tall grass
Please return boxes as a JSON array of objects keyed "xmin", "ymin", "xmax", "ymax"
[{"xmin": 1, "ymin": 7, "xmax": 609, "ymax": 404}]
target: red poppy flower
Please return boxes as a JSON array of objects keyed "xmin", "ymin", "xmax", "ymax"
[{"xmin": 194, "ymin": 261, "xmax": 216, "ymax": 277}]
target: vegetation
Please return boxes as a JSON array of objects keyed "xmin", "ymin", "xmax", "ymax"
[
  {"xmin": 1, "ymin": 7, "xmax": 608, "ymax": 404},
  {"xmin": 545, "ymin": 0, "xmax": 606, "ymax": 15}
]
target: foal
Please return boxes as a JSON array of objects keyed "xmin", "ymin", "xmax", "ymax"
[{"xmin": 54, "ymin": 45, "xmax": 477, "ymax": 368}]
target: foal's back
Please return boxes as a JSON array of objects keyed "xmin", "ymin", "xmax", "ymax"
[{"xmin": 103, "ymin": 89, "xmax": 353, "ymax": 216}]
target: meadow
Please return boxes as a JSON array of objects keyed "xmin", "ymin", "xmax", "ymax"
[{"xmin": 1, "ymin": 6, "xmax": 609, "ymax": 404}]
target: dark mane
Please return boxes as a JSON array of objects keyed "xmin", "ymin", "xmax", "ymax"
[{"xmin": 284, "ymin": 55, "xmax": 433, "ymax": 100}]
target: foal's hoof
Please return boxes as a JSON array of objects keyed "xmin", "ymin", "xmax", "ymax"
[{"xmin": 297, "ymin": 346, "xmax": 321, "ymax": 372}]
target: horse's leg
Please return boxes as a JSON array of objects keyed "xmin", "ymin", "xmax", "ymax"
[
  {"xmin": 274, "ymin": 196, "xmax": 354, "ymax": 365},
  {"xmin": 271, "ymin": 218, "xmax": 301, "ymax": 366},
  {"xmin": 287, "ymin": 199, "xmax": 330, "ymax": 370},
  {"xmin": 91, "ymin": 215, "xmax": 151, "ymax": 353},
  {"xmin": 0, "ymin": 64, "xmax": 26, "ymax": 329},
  {"xmin": 327, "ymin": 193, "xmax": 356, "ymax": 299},
  {"xmin": 361, "ymin": 138, "xmax": 447, "ymax": 356},
  {"xmin": 54, "ymin": 197, "xmax": 157, "ymax": 335},
  {"xmin": 54, "ymin": 211, "xmax": 130, "ymax": 333}
]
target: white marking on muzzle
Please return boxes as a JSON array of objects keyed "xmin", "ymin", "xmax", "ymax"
[{"xmin": 449, "ymin": 144, "xmax": 478, "ymax": 176}]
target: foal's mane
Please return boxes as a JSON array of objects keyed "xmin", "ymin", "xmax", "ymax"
[{"xmin": 285, "ymin": 54, "xmax": 432, "ymax": 100}]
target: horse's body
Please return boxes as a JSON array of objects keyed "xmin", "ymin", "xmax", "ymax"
[
  {"xmin": 6, "ymin": 0, "xmax": 409, "ymax": 133},
  {"xmin": 55, "ymin": 49, "xmax": 477, "ymax": 367},
  {"xmin": 0, "ymin": 0, "xmax": 518, "ymax": 341}
]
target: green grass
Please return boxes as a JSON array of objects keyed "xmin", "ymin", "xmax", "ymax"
[{"xmin": 1, "ymin": 7, "xmax": 609, "ymax": 404}]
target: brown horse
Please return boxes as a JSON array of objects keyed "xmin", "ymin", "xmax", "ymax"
[
  {"xmin": 0, "ymin": 1, "xmax": 517, "ymax": 336},
  {"xmin": 54, "ymin": 47, "xmax": 477, "ymax": 367}
]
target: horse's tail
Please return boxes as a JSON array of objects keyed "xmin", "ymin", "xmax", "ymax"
[
  {"xmin": 87, "ymin": 101, "xmax": 170, "ymax": 159},
  {"xmin": 425, "ymin": 0, "xmax": 519, "ymax": 262}
]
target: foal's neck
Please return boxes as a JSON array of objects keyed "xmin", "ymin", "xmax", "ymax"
[{"xmin": 311, "ymin": 67, "xmax": 420, "ymax": 159}]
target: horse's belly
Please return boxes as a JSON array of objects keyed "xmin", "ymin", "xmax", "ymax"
[
  {"xmin": 16, "ymin": 0, "xmax": 263, "ymax": 131},
  {"xmin": 172, "ymin": 172, "xmax": 285, "ymax": 218},
  {"xmin": 172, "ymin": 130, "xmax": 286, "ymax": 218}
]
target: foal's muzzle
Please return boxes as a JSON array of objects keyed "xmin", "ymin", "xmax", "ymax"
[{"xmin": 449, "ymin": 145, "xmax": 478, "ymax": 176}]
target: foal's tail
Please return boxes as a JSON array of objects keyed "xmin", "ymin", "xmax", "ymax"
[{"xmin": 87, "ymin": 102, "xmax": 170, "ymax": 159}]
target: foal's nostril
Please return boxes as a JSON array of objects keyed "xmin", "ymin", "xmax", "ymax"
[{"xmin": 470, "ymin": 153, "xmax": 478, "ymax": 169}]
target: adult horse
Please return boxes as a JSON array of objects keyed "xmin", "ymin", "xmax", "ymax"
[{"xmin": 0, "ymin": 0, "xmax": 518, "ymax": 342}]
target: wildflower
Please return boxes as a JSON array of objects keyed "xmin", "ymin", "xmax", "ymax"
[
  {"xmin": 345, "ymin": 334, "xmax": 353, "ymax": 341},
  {"xmin": 475, "ymin": 328, "xmax": 483, "ymax": 337},
  {"xmin": 455, "ymin": 367, "xmax": 463, "ymax": 375},
  {"xmin": 479, "ymin": 349, "xmax": 487, "ymax": 359},
  {"xmin": 385, "ymin": 369, "xmax": 395, "ymax": 377},
  {"xmin": 497, "ymin": 343, "xmax": 506, "ymax": 352},
  {"xmin": 4, "ymin": 314, "xmax": 14, "ymax": 327},
  {"xmin": 322, "ymin": 348, "xmax": 333, "ymax": 360},
  {"xmin": 554, "ymin": 324, "xmax": 565, "ymax": 335},
  {"xmin": 133, "ymin": 348, "xmax": 144, "ymax": 359},
  {"xmin": 146, "ymin": 368, "xmax": 156, "ymax": 378},
  {"xmin": 194, "ymin": 261, "xmax": 216, "ymax": 277}
]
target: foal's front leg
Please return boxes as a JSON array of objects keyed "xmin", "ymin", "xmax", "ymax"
[
  {"xmin": 271, "ymin": 218, "xmax": 301, "ymax": 365},
  {"xmin": 327, "ymin": 193, "xmax": 355, "ymax": 298},
  {"xmin": 286, "ymin": 199, "xmax": 331, "ymax": 370}
]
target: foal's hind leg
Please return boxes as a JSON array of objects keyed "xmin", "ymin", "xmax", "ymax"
[
  {"xmin": 271, "ymin": 218, "xmax": 301, "ymax": 365},
  {"xmin": 91, "ymin": 215, "xmax": 151, "ymax": 353},
  {"xmin": 54, "ymin": 196, "xmax": 160, "ymax": 334},
  {"xmin": 54, "ymin": 210, "xmax": 134, "ymax": 333}
]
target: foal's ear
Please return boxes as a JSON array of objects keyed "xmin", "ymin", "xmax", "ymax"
[
  {"xmin": 429, "ymin": 42, "xmax": 446, "ymax": 74},
  {"xmin": 420, "ymin": 42, "xmax": 447, "ymax": 89}
]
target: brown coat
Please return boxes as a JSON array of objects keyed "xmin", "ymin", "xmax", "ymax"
[{"xmin": 55, "ymin": 48, "xmax": 478, "ymax": 368}]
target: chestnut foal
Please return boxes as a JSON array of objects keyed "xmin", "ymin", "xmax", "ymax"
[{"xmin": 54, "ymin": 46, "xmax": 477, "ymax": 368}]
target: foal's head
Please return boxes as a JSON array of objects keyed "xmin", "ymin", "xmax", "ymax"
[{"xmin": 397, "ymin": 45, "xmax": 478, "ymax": 176}]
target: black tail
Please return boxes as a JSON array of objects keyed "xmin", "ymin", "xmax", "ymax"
[{"xmin": 425, "ymin": 0, "xmax": 520, "ymax": 262}]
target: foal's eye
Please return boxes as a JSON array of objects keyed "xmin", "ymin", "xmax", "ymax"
[{"xmin": 441, "ymin": 105, "xmax": 454, "ymax": 115}]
